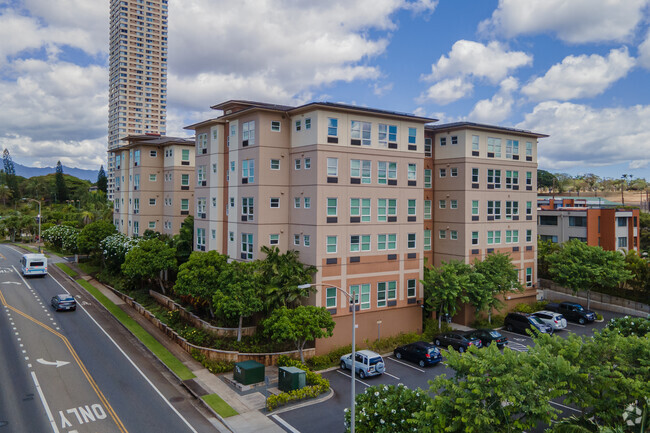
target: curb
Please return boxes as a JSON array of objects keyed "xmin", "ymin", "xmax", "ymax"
[{"xmin": 265, "ymin": 387, "xmax": 335, "ymax": 416}]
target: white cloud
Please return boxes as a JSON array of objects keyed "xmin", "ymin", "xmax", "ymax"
[
  {"xmin": 469, "ymin": 77, "xmax": 518, "ymax": 123},
  {"xmin": 422, "ymin": 40, "xmax": 532, "ymax": 84},
  {"xmin": 479, "ymin": 0, "xmax": 650, "ymax": 43},
  {"xmin": 417, "ymin": 77, "xmax": 473, "ymax": 105},
  {"xmin": 521, "ymin": 48, "xmax": 635, "ymax": 101},
  {"xmin": 517, "ymin": 101, "xmax": 650, "ymax": 169},
  {"xmin": 638, "ymin": 29, "xmax": 650, "ymax": 69},
  {"xmin": 372, "ymin": 82, "xmax": 394, "ymax": 96}
]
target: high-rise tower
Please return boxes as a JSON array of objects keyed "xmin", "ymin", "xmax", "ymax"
[{"xmin": 108, "ymin": 0, "xmax": 168, "ymax": 200}]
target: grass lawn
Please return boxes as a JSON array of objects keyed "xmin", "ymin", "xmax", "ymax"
[
  {"xmin": 201, "ymin": 394, "xmax": 239, "ymax": 418},
  {"xmin": 75, "ymin": 278, "xmax": 196, "ymax": 381},
  {"xmin": 56, "ymin": 263, "xmax": 79, "ymax": 278},
  {"xmin": 78, "ymin": 261, "xmax": 101, "ymax": 276}
]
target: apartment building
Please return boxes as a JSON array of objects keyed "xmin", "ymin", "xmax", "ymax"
[
  {"xmin": 424, "ymin": 123, "xmax": 548, "ymax": 322},
  {"xmin": 113, "ymin": 134, "xmax": 194, "ymax": 237},
  {"xmin": 186, "ymin": 100, "xmax": 435, "ymax": 353},
  {"xmin": 538, "ymin": 198, "xmax": 640, "ymax": 252},
  {"xmin": 108, "ymin": 0, "xmax": 168, "ymax": 200}
]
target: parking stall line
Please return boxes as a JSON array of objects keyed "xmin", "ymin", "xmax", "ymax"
[
  {"xmin": 566, "ymin": 323, "xmax": 586, "ymax": 328},
  {"xmin": 386, "ymin": 357, "xmax": 426, "ymax": 373},
  {"xmin": 335, "ymin": 370, "xmax": 371, "ymax": 387},
  {"xmin": 272, "ymin": 415, "xmax": 301, "ymax": 433},
  {"xmin": 383, "ymin": 372, "xmax": 400, "ymax": 380}
]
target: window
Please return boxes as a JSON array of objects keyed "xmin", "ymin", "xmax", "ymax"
[
  {"xmin": 487, "ymin": 230, "xmax": 501, "ymax": 245},
  {"xmin": 134, "ymin": 150, "xmax": 140, "ymax": 166},
  {"xmin": 211, "ymin": 230, "xmax": 216, "ymax": 240},
  {"xmin": 242, "ymin": 159, "xmax": 255, "ymax": 183},
  {"xmin": 407, "ymin": 279, "xmax": 416, "ymax": 298},
  {"xmin": 350, "ymin": 198, "xmax": 371, "ymax": 222},
  {"xmin": 212, "ymin": 197, "xmax": 217, "ymax": 207},
  {"xmin": 526, "ymin": 230, "xmax": 532, "ymax": 242},
  {"xmin": 149, "ymin": 221, "xmax": 156, "ymax": 229},
  {"xmin": 241, "ymin": 233, "xmax": 253, "ymax": 259},
  {"xmin": 506, "ymin": 140, "xmax": 519, "ymax": 158},
  {"xmin": 408, "ymin": 127, "xmax": 417, "ymax": 145},
  {"xmin": 150, "ymin": 150, "xmax": 157, "ymax": 157},
  {"xmin": 377, "ymin": 199, "xmax": 397, "ymax": 222},
  {"xmin": 304, "ymin": 158, "xmax": 311, "ymax": 169},
  {"xmin": 294, "ymin": 159, "xmax": 301, "ymax": 170},
  {"xmin": 425, "ymin": 138, "xmax": 432, "ymax": 156},
  {"xmin": 197, "ymin": 198, "xmax": 206, "ymax": 213},
  {"xmin": 270, "ymin": 198, "xmax": 280, "ymax": 208},
  {"xmin": 197, "ymin": 133, "xmax": 208, "ymax": 154},
  {"xmin": 229, "ymin": 231, "xmax": 234, "ymax": 242},
  {"xmin": 450, "ymin": 230, "xmax": 458, "ymax": 240},
  {"xmin": 505, "ymin": 201, "xmax": 519, "ymax": 220},
  {"xmin": 230, "ymin": 197, "xmax": 235, "ymax": 208},
  {"xmin": 181, "ymin": 149, "xmax": 190, "ymax": 161},
  {"xmin": 506, "ymin": 230, "xmax": 519, "ymax": 243},
  {"xmin": 133, "ymin": 221, "xmax": 139, "ymax": 236},
  {"xmin": 180, "ymin": 199, "xmax": 189, "ymax": 211},
  {"xmin": 328, "ymin": 118, "xmax": 338, "ymax": 137},
  {"xmin": 451, "ymin": 136, "xmax": 458, "ymax": 145},
  {"xmin": 350, "ymin": 159, "xmax": 371, "ymax": 183},
  {"xmin": 304, "ymin": 197, "xmax": 311, "ymax": 208},
  {"xmin": 439, "ymin": 168, "xmax": 446, "ymax": 178},
  {"xmin": 377, "ymin": 234, "xmax": 396, "ymax": 250},
  {"xmin": 327, "ymin": 158, "xmax": 338, "ymax": 176},
  {"xmin": 242, "ymin": 197, "xmax": 254, "ymax": 220},
  {"xmin": 294, "ymin": 197, "xmax": 301, "ymax": 208},
  {"xmin": 294, "ymin": 234, "xmax": 300, "ymax": 246},
  {"xmin": 271, "ymin": 121, "xmax": 281, "ymax": 132},
  {"xmin": 134, "ymin": 174, "xmax": 140, "ymax": 189},
  {"xmin": 472, "ymin": 168, "xmax": 479, "ymax": 183},
  {"xmin": 439, "ymin": 200, "xmax": 446, "ymax": 209},
  {"xmin": 487, "ymin": 169, "xmax": 501, "ymax": 188},
  {"xmin": 407, "ymin": 233, "xmax": 416, "ymax": 248},
  {"xmin": 269, "ymin": 234, "xmax": 279, "ymax": 245},
  {"xmin": 424, "ymin": 169, "xmax": 432, "ymax": 188},
  {"xmin": 326, "ymin": 236, "xmax": 337, "ymax": 253},
  {"xmin": 304, "ymin": 235, "xmax": 310, "ymax": 247},
  {"xmin": 540, "ymin": 235, "xmax": 558, "ymax": 243},
  {"xmin": 439, "ymin": 230, "xmax": 446, "ymax": 239},
  {"xmin": 196, "ymin": 228, "xmax": 206, "ymax": 249},
  {"xmin": 472, "ymin": 231, "xmax": 479, "ymax": 245},
  {"xmin": 617, "ymin": 217, "xmax": 627, "ymax": 227},
  {"xmin": 539, "ymin": 215, "xmax": 558, "ymax": 226},
  {"xmin": 570, "ymin": 216, "xmax": 587, "ymax": 227},
  {"xmin": 350, "ymin": 235, "xmax": 371, "ymax": 252},
  {"xmin": 242, "ymin": 121, "xmax": 255, "ymax": 145},
  {"xmin": 377, "ymin": 161, "xmax": 397, "ymax": 184},
  {"xmin": 133, "ymin": 198, "xmax": 140, "ymax": 213},
  {"xmin": 353, "ymin": 284, "xmax": 370, "ymax": 310},
  {"xmin": 527, "ymin": 201, "xmax": 533, "ymax": 216},
  {"xmin": 472, "ymin": 200, "xmax": 479, "ymax": 216},
  {"xmin": 408, "ymin": 164, "xmax": 416, "ymax": 180},
  {"xmin": 305, "ymin": 118, "xmax": 311, "ymax": 130},
  {"xmin": 180, "ymin": 174, "xmax": 189, "ymax": 187},
  {"xmin": 526, "ymin": 141, "xmax": 533, "ymax": 157},
  {"xmin": 505, "ymin": 170, "xmax": 519, "ymax": 189},
  {"xmin": 351, "ymin": 120, "xmax": 371, "ymax": 146},
  {"xmin": 407, "ymin": 199, "xmax": 416, "ymax": 216},
  {"xmin": 377, "ymin": 281, "xmax": 396, "ymax": 308},
  {"xmin": 270, "ymin": 159, "xmax": 280, "ymax": 170},
  {"xmin": 526, "ymin": 267, "xmax": 532, "ymax": 287},
  {"xmin": 487, "ymin": 200, "xmax": 501, "ymax": 220},
  {"xmin": 472, "ymin": 135, "xmax": 479, "ymax": 151},
  {"xmin": 487, "ymin": 137, "xmax": 501, "ymax": 157},
  {"xmin": 440, "ymin": 137, "xmax": 446, "ymax": 146},
  {"xmin": 197, "ymin": 165, "xmax": 206, "ymax": 184},
  {"xmin": 326, "ymin": 287, "xmax": 337, "ymax": 308},
  {"xmin": 295, "ymin": 120, "xmax": 301, "ymax": 131},
  {"xmin": 450, "ymin": 200, "xmax": 458, "ymax": 209},
  {"xmin": 450, "ymin": 167, "xmax": 458, "ymax": 177},
  {"xmin": 424, "ymin": 230, "xmax": 431, "ymax": 250},
  {"xmin": 526, "ymin": 171, "xmax": 532, "ymax": 186},
  {"xmin": 149, "ymin": 174, "xmax": 157, "ymax": 182},
  {"xmin": 327, "ymin": 198, "xmax": 337, "ymax": 216},
  {"xmin": 424, "ymin": 200, "xmax": 432, "ymax": 219},
  {"xmin": 618, "ymin": 237, "xmax": 628, "ymax": 248}
]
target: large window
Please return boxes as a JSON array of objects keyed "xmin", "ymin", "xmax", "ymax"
[
  {"xmin": 350, "ymin": 198, "xmax": 371, "ymax": 222},
  {"xmin": 241, "ymin": 233, "xmax": 253, "ymax": 259},
  {"xmin": 505, "ymin": 170, "xmax": 519, "ymax": 189},
  {"xmin": 134, "ymin": 149, "xmax": 141, "ymax": 166},
  {"xmin": 539, "ymin": 215, "xmax": 558, "ymax": 226},
  {"xmin": 350, "ymin": 235, "xmax": 371, "ymax": 252},
  {"xmin": 242, "ymin": 120, "xmax": 255, "ymax": 145},
  {"xmin": 377, "ymin": 161, "xmax": 397, "ymax": 184},
  {"xmin": 617, "ymin": 217, "xmax": 627, "ymax": 227},
  {"xmin": 351, "ymin": 121, "xmax": 371, "ymax": 145},
  {"xmin": 377, "ymin": 199, "xmax": 397, "ymax": 222},
  {"xmin": 197, "ymin": 165, "xmax": 206, "ymax": 184},
  {"xmin": 350, "ymin": 160, "xmax": 371, "ymax": 183},
  {"xmin": 487, "ymin": 137, "xmax": 501, "ymax": 157},
  {"xmin": 242, "ymin": 159, "xmax": 255, "ymax": 183},
  {"xmin": 487, "ymin": 200, "xmax": 501, "ymax": 220},
  {"xmin": 196, "ymin": 228, "xmax": 206, "ymax": 249},
  {"xmin": 570, "ymin": 216, "xmax": 587, "ymax": 227},
  {"xmin": 327, "ymin": 158, "xmax": 338, "ymax": 176},
  {"xmin": 506, "ymin": 140, "xmax": 519, "ymax": 158},
  {"xmin": 197, "ymin": 133, "xmax": 208, "ymax": 153},
  {"xmin": 487, "ymin": 169, "xmax": 501, "ymax": 188},
  {"xmin": 487, "ymin": 230, "xmax": 501, "ymax": 245},
  {"xmin": 350, "ymin": 284, "xmax": 371, "ymax": 310},
  {"xmin": 377, "ymin": 281, "xmax": 396, "ymax": 308},
  {"xmin": 407, "ymin": 164, "xmax": 417, "ymax": 181},
  {"xmin": 328, "ymin": 118, "xmax": 338, "ymax": 136},
  {"xmin": 242, "ymin": 197, "xmax": 254, "ymax": 220},
  {"xmin": 618, "ymin": 237, "xmax": 628, "ymax": 248},
  {"xmin": 506, "ymin": 230, "xmax": 519, "ymax": 243},
  {"xmin": 377, "ymin": 234, "xmax": 396, "ymax": 250},
  {"xmin": 505, "ymin": 201, "xmax": 519, "ymax": 220},
  {"xmin": 197, "ymin": 198, "xmax": 206, "ymax": 214}
]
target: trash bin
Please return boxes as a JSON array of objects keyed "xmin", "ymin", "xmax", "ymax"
[
  {"xmin": 278, "ymin": 366, "xmax": 306, "ymax": 392},
  {"xmin": 233, "ymin": 360, "xmax": 265, "ymax": 385}
]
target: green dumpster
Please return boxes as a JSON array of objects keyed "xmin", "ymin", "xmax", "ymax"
[
  {"xmin": 278, "ymin": 366, "xmax": 306, "ymax": 392},
  {"xmin": 233, "ymin": 360, "xmax": 265, "ymax": 385}
]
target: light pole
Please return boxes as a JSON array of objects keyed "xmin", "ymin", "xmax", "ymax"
[
  {"xmin": 22, "ymin": 198, "xmax": 41, "ymax": 252},
  {"xmin": 298, "ymin": 283, "xmax": 357, "ymax": 433}
]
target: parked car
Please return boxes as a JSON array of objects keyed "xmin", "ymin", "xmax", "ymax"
[
  {"xmin": 464, "ymin": 329, "xmax": 508, "ymax": 348},
  {"xmin": 433, "ymin": 332, "xmax": 482, "ymax": 353},
  {"xmin": 504, "ymin": 312, "xmax": 553, "ymax": 335},
  {"xmin": 531, "ymin": 311, "xmax": 567, "ymax": 331},
  {"xmin": 340, "ymin": 350, "xmax": 385, "ymax": 378},
  {"xmin": 51, "ymin": 294, "xmax": 76, "ymax": 312},
  {"xmin": 393, "ymin": 341, "xmax": 443, "ymax": 367},
  {"xmin": 545, "ymin": 302, "xmax": 596, "ymax": 325}
]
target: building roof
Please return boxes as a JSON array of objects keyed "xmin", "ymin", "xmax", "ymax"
[
  {"xmin": 117, "ymin": 134, "xmax": 194, "ymax": 150},
  {"xmin": 289, "ymin": 102, "xmax": 437, "ymax": 123},
  {"xmin": 425, "ymin": 121, "xmax": 548, "ymax": 138}
]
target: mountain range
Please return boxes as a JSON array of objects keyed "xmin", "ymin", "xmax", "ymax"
[{"xmin": 13, "ymin": 162, "xmax": 99, "ymax": 182}]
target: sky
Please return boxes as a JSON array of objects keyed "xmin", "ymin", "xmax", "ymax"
[{"xmin": 1, "ymin": 0, "xmax": 650, "ymax": 180}]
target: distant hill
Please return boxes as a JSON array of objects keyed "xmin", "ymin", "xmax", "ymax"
[{"xmin": 13, "ymin": 162, "xmax": 99, "ymax": 182}]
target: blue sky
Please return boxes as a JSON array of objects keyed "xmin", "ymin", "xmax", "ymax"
[{"xmin": 1, "ymin": 0, "xmax": 649, "ymax": 181}]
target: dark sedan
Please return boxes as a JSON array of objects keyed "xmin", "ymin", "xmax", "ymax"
[
  {"xmin": 51, "ymin": 294, "xmax": 76, "ymax": 311},
  {"xmin": 434, "ymin": 332, "xmax": 482, "ymax": 353},
  {"xmin": 393, "ymin": 341, "xmax": 443, "ymax": 367},
  {"xmin": 465, "ymin": 329, "xmax": 508, "ymax": 348}
]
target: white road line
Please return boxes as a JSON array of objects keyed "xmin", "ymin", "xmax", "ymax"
[
  {"xmin": 336, "ymin": 370, "xmax": 370, "ymax": 387},
  {"xmin": 46, "ymin": 272, "xmax": 200, "ymax": 433},
  {"xmin": 566, "ymin": 323, "xmax": 586, "ymax": 328},
  {"xmin": 550, "ymin": 401, "xmax": 582, "ymax": 413},
  {"xmin": 383, "ymin": 372, "xmax": 400, "ymax": 380},
  {"xmin": 31, "ymin": 371, "xmax": 60, "ymax": 433},
  {"xmin": 272, "ymin": 414, "xmax": 301, "ymax": 433},
  {"xmin": 387, "ymin": 357, "xmax": 426, "ymax": 373}
]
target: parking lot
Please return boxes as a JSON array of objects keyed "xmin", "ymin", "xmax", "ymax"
[{"xmin": 270, "ymin": 309, "xmax": 624, "ymax": 433}]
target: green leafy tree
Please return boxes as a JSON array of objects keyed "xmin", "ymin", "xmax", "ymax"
[
  {"xmin": 174, "ymin": 251, "xmax": 229, "ymax": 317},
  {"xmin": 639, "ymin": 212, "xmax": 650, "ymax": 254},
  {"xmin": 96, "ymin": 165, "xmax": 108, "ymax": 194},
  {"xmin": 605, "ymin": 315, "xmax": 650, "ymax": 337},
  {"xmin": 623, "ymin": 250, "xmax": 650, "ymax": 295},
  {"xmin": 345, "ymin": 383, "xmax": 429, "ymax": 433},
  {"xmin": 537, "ymin": 169, "xmax": 556, "ymax": 191},
  {"xmin": 259, "ymin": 246, "xmax": 318, "ymax": 312},
  {"xmin": 54, "ymin": 161, "xmax": 68, "ymax": 202},
  {"xmin": 422, "ymin": 261, "xmax": 472, "ymax": 327},
  {"xmin": 547, "ymin": 239, "xmax": 631, "ymax": 309},
  {"xmin": 213, "ymin": 261, "xmax": 264, "ymax": 341},
  {"xmin": 77, "ymin": 220, "xmax": 116, "ymax": 259},
  {"xmin": 472, "ymin": 253, "xmax": 524, "ymax": 323},
  {"xmin": 263, "ymin": 306, "xmax": 335, "ymax": 363},
  {"xmin": 122, "ymin": 238, "xmax": 177, "ymax": 294},
  {"xmin": 537, "ymin": 237, "xmax": 561, "ymax": 279},
  {"xmin": 172, "ymin": 215, "xmax": 193, "ymax": 264},
  {"xmin": 0, "ymin": 184, "xmax": 12, "ymax": 206},
  {"xmin": 100, "ymin": 233, "xmax": 140, "ymax": 272}
]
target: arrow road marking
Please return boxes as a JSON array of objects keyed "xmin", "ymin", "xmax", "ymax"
[{"xmin": 37, "ymin": 358, "xmax": 70, "ymax": 368}]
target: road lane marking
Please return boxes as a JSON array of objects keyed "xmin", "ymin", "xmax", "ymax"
[
  {"xmin": 272, "ymin": 414, "xmax": 301, "ymax": 433},
  {"xmin": 336, "ymin": 370, "xmax": 370, "ymax": 387},
  {"xmin": 31, "ymin": 371, "xmax": 60, "ymax": 433},
  {"xmin": 386, "ymin": 357, "xmax": 426, "ymax": 373}
]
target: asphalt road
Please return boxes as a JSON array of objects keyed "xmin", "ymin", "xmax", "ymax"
[
  {"xmin": 0, "ymin": 245, "xmax": 219, "ymax": 433},
  {"xmin": 272, "ymin": 307, "xmax": 627, "ymax": 433}
]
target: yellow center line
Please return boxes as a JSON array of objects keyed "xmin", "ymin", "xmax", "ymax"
[
  {"xmin": 0, "ymin": 289, "xmax": 128, "ymax": 433},
  {"xmin": 0, "ymin": 252, "xmax": 5, "ymax": 260}
]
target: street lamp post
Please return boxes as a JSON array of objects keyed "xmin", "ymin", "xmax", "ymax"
[
  {"xmin": 22, "ymin": 198, "xmax": 41, "ymax": 252},
  {"xmin": 298, "ymin": 283, "xmax": 356, "ymax": 433}
]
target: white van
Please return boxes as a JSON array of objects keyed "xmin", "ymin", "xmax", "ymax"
[{"xmin": 21, "ymin": 253, "xmax": 48, "ymax": 277}]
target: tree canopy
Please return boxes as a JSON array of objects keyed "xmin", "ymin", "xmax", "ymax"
[
  {"xmin": 96, "ymin": 165, "xmax": 107, "ymax": 194},
  {"xmin": 77, "ymin": 220, "xmax": 116, "ymax": 257},
  {"xmin": 122, "ymin": 238, "xmax": 177, "ymax": 293},
  {"xmin": 174, "ymin": 250, "xmax": 229, "ymax": 316}
]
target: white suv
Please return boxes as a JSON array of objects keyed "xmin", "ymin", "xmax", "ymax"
[
  {"xmin": 532, "ymin": 310, "xmax": 568, "ymax": 331},
  {"xmin": 340, "ymin": 350, "xmax": 385, "ymax": 378}
]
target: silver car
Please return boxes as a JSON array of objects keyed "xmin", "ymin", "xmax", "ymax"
[
  {"xmin": 532, "ymin": 310, "xmax": 567, "ymax": 330},
  {"xmin": 340, "ymin": 350, "xmax": 385, "ymax": 379}
]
